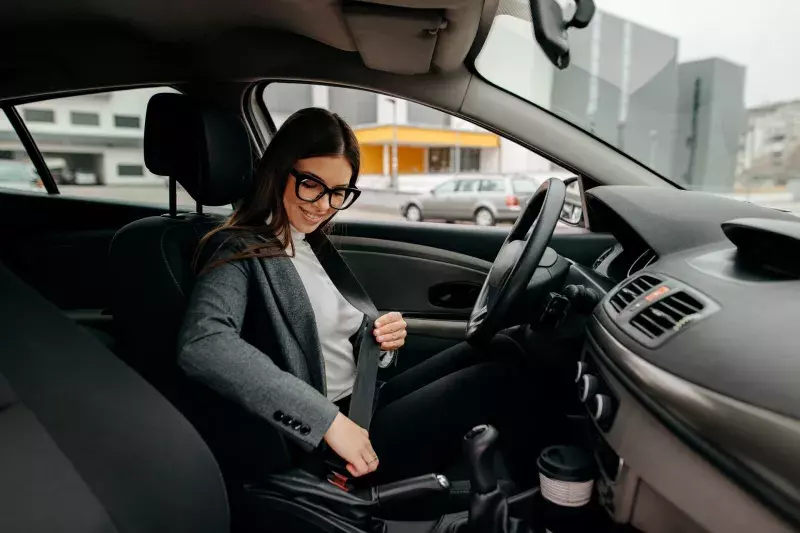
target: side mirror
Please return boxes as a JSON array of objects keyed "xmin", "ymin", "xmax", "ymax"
[
  {"xmin": 559, "ymin": 177, "xmax": 584, "ymax": 225},
  {"xmin": 529, "ymin": 0, "xmax": 596, "ymax": 69}
]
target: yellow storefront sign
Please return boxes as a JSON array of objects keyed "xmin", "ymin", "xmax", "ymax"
[{"xmin": 354, "ymin": 126, "xmax": 499, "ymax": 148}]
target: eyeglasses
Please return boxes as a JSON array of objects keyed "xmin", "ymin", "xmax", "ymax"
[{"xmin": 291, "ymin": 169, "xmax": 361, "ymax": 210}]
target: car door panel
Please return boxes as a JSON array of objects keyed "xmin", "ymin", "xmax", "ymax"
[
  {"xmin": 333, "ymin": 220, "xmax": 616, "ymax": 267},
  {"xmin": 0, "ymin": 191, "xmax": 168, "ymax": 336},
  {"xmin": 332, "ymin": 223, "xmax": 617, "ymax": 364},
  {"xmin": 332, "ymin": 235, "xmax": 489, "ymax": 319}
]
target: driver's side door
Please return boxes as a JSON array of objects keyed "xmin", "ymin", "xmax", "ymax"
[{"xmin": 260, "ymin": 83, "xmax": 616, "ymax": 372}]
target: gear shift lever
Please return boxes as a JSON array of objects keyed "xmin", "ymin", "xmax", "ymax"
[
  {"xmin": 462, "ymin": 425, "xmax": 531, "ymax": 533},
  {"xmin": 464, "ymin": 425, "xmax": 499, "ymax": 494}
]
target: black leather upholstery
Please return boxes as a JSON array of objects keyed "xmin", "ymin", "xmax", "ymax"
[
  {"xmin": 110, "ymin": 214, "xmax": 220, "ymax": 380},
  {"xmin": 0, "ymin": 262, "xmax": 228, "ymax": 533},
  {"xmin": 145, "ymin": 93, "xmax": 253, "ymax": 206},
  {"xmin": 110, "ymin": 93, "xmax": 253, "ymax": 383},
  {"xmin": 110, "ymin": 93, "xmax": 279, "ymax": 482}
]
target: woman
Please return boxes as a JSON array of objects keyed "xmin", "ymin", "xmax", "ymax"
[{"xmin": 179, "ymin": 108, "xmax": 532, "ymax": 483}]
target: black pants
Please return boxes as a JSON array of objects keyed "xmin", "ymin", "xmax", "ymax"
[{"xmin": 336, "ymin": 331, "xmax": 537, "ymax": 484}]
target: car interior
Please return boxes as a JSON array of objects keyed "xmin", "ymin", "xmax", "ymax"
[{"xmin": 1, "ymin": 1, "xmax": 799, "ymax": 533}]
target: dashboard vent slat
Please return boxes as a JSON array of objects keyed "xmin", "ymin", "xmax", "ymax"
[
  {"xmin": 609, "ymin": 274, "xmax": 661, "ymax": 313},
  {"xmin": 630, "ymin": 291, "xmax": 706, "ymax": 341}
]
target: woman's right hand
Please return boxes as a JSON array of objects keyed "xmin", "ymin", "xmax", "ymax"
[{"xmin": 323, "ymin": 412, "xmax": 379, "ymax": 477}]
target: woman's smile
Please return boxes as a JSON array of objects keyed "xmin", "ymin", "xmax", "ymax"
[{"xmin": 299, "ymin": 205, "xmax": 326, "ymax": 224}]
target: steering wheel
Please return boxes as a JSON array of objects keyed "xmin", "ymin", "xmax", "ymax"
[{"xmin": 466, "ymin": 178, "xmax": 567, "ymax": 344}]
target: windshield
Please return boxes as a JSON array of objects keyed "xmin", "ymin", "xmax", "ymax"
[{"xmin": 476, "ymin": 0, "xmax": 800, "ymax": 212}]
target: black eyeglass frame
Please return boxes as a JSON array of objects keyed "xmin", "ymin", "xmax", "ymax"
[{"xmin": 290, "ymin": 169, "xmax": 361, "ymax": 211}]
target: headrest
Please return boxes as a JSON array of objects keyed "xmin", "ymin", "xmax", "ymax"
[{"xmin": 144, "ymin": 93, "xmax": 253, "ymax": 206}]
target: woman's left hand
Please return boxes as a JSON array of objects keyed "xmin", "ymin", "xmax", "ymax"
[{"xmin": 373, "ymin": 312, "xmax": 407, "ymax": 351}]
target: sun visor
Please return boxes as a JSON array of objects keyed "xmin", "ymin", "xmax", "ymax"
[{"xmin": 343, "ymin": 0, "xmax": 486, "ymax": 74}]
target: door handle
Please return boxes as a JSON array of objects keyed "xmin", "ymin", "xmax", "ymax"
[{"xmin": 428, "ymin": 282, "xmax": 481, "ymax": 309}]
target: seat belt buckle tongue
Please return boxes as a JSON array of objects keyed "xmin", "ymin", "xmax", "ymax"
[{"xmin": 327, "ymin": 471, "xmax": 353, "ymax": 492}]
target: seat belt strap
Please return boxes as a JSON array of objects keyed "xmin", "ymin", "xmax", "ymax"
[{"xmin": 307, "ymin": 232, "xmax": 380, "ymax": 431}]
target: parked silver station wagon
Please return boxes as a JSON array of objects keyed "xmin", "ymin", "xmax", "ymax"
[{"xmin": 401, "ymin": 175, "xmax": 542, "ymax": 226}]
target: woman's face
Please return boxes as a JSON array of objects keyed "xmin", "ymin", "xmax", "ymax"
[{"xmin": 283, "ymin": 155, "xmax": 352, "ymax": 233}]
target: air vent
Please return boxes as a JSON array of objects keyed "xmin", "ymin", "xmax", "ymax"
[
  {"xmin": 630, "ymin": 291, "xmax": 705, "ymax": 340},
  {"xmin": 609, "ymin": 274, "xmax": 661, "ymax": 313}
]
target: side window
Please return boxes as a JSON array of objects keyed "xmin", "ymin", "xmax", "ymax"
[
  {"xmin": 8, "ymin": 87, "xmax": 200, "ymax": 208},
  {"xmin": 479, "ymin": 179, "xmax": 503, "ymax": 192},
  {"xmin": 0, "ymin": 113, "xmax": 46, "ymax": 194},
  {"xmin": 456, "ymin": 180, "xmax": 478, "ymax": 192},
  {"xmin": 261, "ymin": 82, "xmax": 572, "ymax": 226},
  {"xmin": 434, "ymin": 181, "xmax": 457, "ymax": 194}
]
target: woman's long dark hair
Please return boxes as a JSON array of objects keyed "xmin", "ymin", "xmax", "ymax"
[{"xmin": 198, "ymin": 107, "xmax": 360, "ymax": 271}]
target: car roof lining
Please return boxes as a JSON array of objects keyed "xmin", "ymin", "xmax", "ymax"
[{"xmin": 0, "ymin": 0, "xmax": 493, "ymax": 83}]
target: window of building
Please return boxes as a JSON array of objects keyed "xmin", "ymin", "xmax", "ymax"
[
  {"xmin": 7, "ymin": 87, "xmax": 220, "ymax": 210},
  {"xmin": 71, "ymin": 112, "xmax": 100, "ymax": 126},
  {"xmin": 407, "ymin": 102, "xmax": 450, "ymax": 127},
  {"xmin": 329, "ymin": 87, "xmax": 378, "ymax": 127},
  {"xmin": 459, "ymin": 148, "xmax": 481, "ymax": 172},
  {"xmin": 117, "ymin": 164, "xmax": 144, "ymax": 177},
  {"xmin": 22, "ymin": 108, "xmax": 55, "ymax": 123},
  {"xmin": 114, "ymin": 115, "xmax": 141, "ymax": 128},
  {"xmin": 428, "ymin": 147, "xmax": 452, "ymax": 173}
]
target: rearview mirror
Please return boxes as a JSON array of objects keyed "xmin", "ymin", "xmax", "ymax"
[
  {"xmin": 529, "ymin": 0, "xmax": 596, "ymax": 69},
  {"xmin": 560, "ymin": 177, "xmax": 584, "ymax": 225}
]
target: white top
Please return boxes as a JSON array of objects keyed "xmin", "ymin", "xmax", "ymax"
[{"xmin": 287, "ymin": 227, "xmax": 362, "ymax": 401}]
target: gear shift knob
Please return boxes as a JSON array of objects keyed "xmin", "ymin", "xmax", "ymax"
[{"xmin": 463, "ymin": 424, "xmax": 500, "ymax": 494}]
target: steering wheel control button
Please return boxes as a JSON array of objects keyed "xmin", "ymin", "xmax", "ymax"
[
  {"xmin": 537, "ymin": 445, "xmax": 595, "ymax": 508},
  {"xmin": 578, "ymin": 374, "xmax": 598, "ymax": 403}
]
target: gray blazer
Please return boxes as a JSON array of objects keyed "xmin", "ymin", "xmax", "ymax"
[{"xmin": 177, "ymin": 232, "xmax": 355, "ymax": 452}]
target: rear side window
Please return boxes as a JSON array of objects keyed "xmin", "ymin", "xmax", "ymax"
[
  {"xmin": 479, "ymin": 179, "xmax": 503, "ymax": 192},
  {"xmin": 7, "ymin": 87, "xmax": 216, "ymax": 210},
  {"xmin": 0, "ymin": 114, "xmax": 46, "ymax": 194}
]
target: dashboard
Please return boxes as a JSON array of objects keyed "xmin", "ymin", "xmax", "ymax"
[{"xmin": 574, "ymin": 185, "xmax": 800, "ymax": 533}]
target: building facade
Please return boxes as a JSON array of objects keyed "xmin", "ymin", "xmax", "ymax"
[
  {"xmin": 550, "ymin": 10, "xmax": 681, "ymax": 180},
  {"xmin": 264, "ymin": 83, "xmax": 509, "ymax": 177},
  {"xmin": 739, "ymin": 99, "xmax": 800, "ymax": 185},
  {"xmin": 673, "ymin": 58, "xmax": 746, "ymax": 191},
  {"xmin": 0, "ymin": 87, "xmax": 170, "ymax": 185}
]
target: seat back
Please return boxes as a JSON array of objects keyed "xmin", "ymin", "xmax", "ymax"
[
  {"xmin": 110, "ymin": 93, "xmax": 252, "ymax": 382},
  {"xmin": 109, "ymin": 94, "xmax": 297, "ymax": 480},
  {"xmin": 0, "ymin": 261, "xmax": 229, "ymax": 533}
]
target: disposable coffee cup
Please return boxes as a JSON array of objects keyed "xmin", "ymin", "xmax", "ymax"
[{"xmin": 537, "ymin": 445, "xmax": 595, "ymax": 508}]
